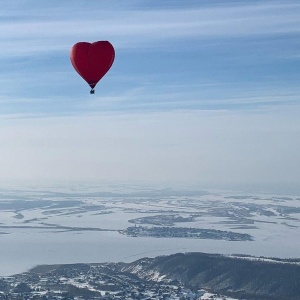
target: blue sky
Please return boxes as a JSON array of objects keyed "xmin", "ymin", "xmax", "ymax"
[{"xmin": 0, "ymin": 1, "xmax": 300, "ymax": 192}]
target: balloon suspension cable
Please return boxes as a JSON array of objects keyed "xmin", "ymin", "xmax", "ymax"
[{"xmin": 90, "ymin": 88, "xmax": 95, "ymax": 94}]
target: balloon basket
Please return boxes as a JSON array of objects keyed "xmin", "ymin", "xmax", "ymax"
[{"xmin": 90, "ymin": 89, "xmax": 95, "ymax": 94}]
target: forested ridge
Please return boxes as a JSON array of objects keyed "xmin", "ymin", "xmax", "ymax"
[{"xmin": 120, "ymin": 252, "xmax": 300, "ymax": 300}]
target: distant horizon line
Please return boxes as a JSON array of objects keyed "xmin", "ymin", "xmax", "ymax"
[{"xmin": 0, "ymin": 179, "xmax": 299, "ymax": 195}]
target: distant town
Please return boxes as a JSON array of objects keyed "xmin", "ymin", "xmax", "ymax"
[{"xmin": 0, "ymin": 263, "xmax": 231, "ymax": 300}]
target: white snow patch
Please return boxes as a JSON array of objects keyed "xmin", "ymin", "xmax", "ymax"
[{"xmin": 199, "ymin": 292, "xmax": 239, "ymax": 300}]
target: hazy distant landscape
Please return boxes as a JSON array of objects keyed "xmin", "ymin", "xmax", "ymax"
[{"xmin": 0, "ymin": 184, "xmax": 299, "ymax": 277}]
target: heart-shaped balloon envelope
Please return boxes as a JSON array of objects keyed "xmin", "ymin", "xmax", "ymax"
[{"xmin": 70, "ymin": 41, "xmax": 115, "ymax": 93}]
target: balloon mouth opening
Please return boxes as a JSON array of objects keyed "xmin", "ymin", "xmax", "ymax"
[{"xmin": 89, "ymin": 83, "xmax": 96, "ymax": 94}]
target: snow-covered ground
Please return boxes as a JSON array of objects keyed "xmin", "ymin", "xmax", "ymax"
[
  {"xmin": 199, "ymin": 292, "xmax": 239, "ymax": 300},
  {"xmin": 0, "ymin": 184, "xmax": 299, "ymax": 276}
]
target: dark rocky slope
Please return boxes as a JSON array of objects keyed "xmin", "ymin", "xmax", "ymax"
[{"xmin": 119, "ymin": 252, "xmax": 300, "ymax": 300}]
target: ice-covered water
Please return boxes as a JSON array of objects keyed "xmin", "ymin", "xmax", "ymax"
[{"xmin": 0, "ymin": 184, "xmax": 299, "ymax": 276}]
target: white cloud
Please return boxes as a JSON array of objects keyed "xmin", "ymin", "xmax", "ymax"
[{"xmin": 0, "ymin": 1, "xmax": 300, "ymax": 56}]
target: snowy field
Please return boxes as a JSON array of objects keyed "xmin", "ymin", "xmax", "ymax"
[{"xmin": 0, "ymin": 184, "xmax": 299, "ymax": 276}]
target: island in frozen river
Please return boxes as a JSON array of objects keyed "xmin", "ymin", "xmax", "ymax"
[{"xmin": 0, "ymin": 184, "xmax": 299, "ymax": 277}]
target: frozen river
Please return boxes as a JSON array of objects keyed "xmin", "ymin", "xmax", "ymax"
[{"xmin": 0, "ymin": 184, "xmax": 300, "ymax": 276}]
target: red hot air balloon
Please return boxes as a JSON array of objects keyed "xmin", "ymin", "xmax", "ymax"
[{"xmin": 70, "ymin": 41, "xmax": 115, "ymax": 94}]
